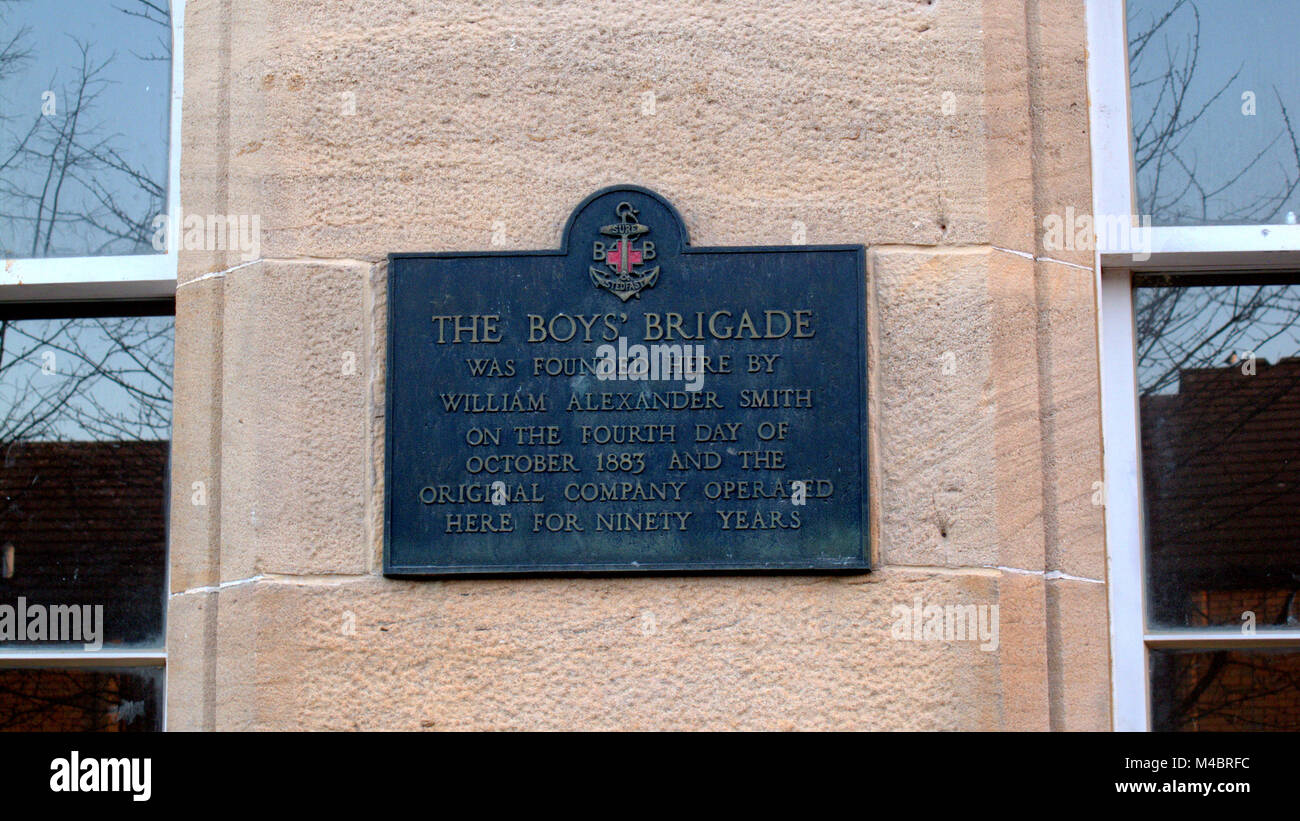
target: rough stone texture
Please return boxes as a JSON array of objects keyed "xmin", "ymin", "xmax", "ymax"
[
  {"xmin": 167, "ymin": 0, "xmax": 1111, "ymax": 731},
  {"xmin": 179, "ymin": 0, "xmax": 273, "ymax": 281},
  {"xmin": 981, "ymin": 0, "xmax": 1036, "ymax": 256},
  {"xmin": 1046, "ymin": 578, "xmax": 1112, "ymax": 731},
  {"xmin": 218, "ymin": 259, "xmax": 371, "ymax": 578},
  {"xmin": 184, "ymin": 570, "xmax": 1058, "ymax": 731},
  {"xmin": 169, "ymin": 277, "xmax": 225, "ymax": 593},
  {"xmin": 870, "ymin": 246, "xmax": 1051, "ymax": 576},
  {"xmin": 213, "ymin": 580, "xmax": 258, "ymax": 731},
  {"xmin": 1036, "ymin": 259, "xmax": 1105, "ymax": 581},
  {"xmin": 871, "ymin": 247, "xmax": 999, "ymax": 568},
  {"xmin": 1026, "ymin": 0, "xmax": 1095, "ymax": 268},
  {"xmin": 366, "ymin": 261, "xmax": 388, "ymax": 571},
  {"xmin": 163, "ymin": 590, "xmax": 215, "ymax": 731},
  {"xmin": 182, "ymin": 0, "xmax": 995, "ymax": 267},
  {"xmin": 994, "ymin": 569, "xmax": 1050, "ymax": 729},
  {"xmin": 990, "ymin": 248, "xmax": 1049, "ymax": 573}
]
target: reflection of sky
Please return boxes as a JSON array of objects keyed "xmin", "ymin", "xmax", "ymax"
[
  {"xmin": 0, "ymin": 1, "xmax": 170, "ymax": 257},
  {"xmin": 1135, "ymin": 283, "xmax": 1300, "ymax": 394},
  {"xmin": 0, "ymin": 316, "xmax": 173, "ymax": 442},
  {"xmin": 1128, "ymin": 0, "xmax": 1300, "ymax": 225}
]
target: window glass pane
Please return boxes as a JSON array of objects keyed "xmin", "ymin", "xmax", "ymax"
[
  {"xmin": 0, "ymin": 666, "xmax": 162, "ymax": 731},
  {"xmin": 0, "ymin": 1, "xmax": 171, "ymax": 258},
  {"xmin": 1151, "ymin": 648, "xmax": 1300, "ymax": 731},
  {"xmin": 1128, "ymin": 0, "xmax": 1300, "ymax": 226},
  {"xmin": 1135, "ymin": 276, "xmax": 1300, "ymax": 630},
  {"xmin": 0, "ymin": 310, "xmax": 173, "ymax": 649}
]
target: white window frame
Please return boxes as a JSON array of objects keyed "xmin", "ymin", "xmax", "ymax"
[
  {"xmin": 1088, "ymin": 0, "xmax": 1300, "ymax": 731},
  {"xmin": 0, "ymin": 1, "xmax": 184, "ymax": 731}
]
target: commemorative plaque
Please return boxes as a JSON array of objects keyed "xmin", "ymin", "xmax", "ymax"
[{"xmin": 385, "ymin": 185, "xmax": 868, "ymax": 575}]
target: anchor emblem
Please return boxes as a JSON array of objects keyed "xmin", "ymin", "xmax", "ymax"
[{"xmin": 590, "ymin": 202, "xmax": 659, "ymax": 301}]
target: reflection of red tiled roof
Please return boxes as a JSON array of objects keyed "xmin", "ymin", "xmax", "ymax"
[
  {"xmin": 0, "ymin": 441, "xmax": 168, "ymax": 646},
  {"xmin": 1140, "ymin": 358, "xmax": 1300, "ymax": 585}
]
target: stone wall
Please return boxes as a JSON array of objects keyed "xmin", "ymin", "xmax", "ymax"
[{"xmin": 167, "ymin": 0, "xmax": 1110, "ymax": 731}]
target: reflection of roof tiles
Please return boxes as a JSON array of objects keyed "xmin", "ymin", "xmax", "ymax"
[
  {"xmin": 0, "ymin": 441, "xmax": 168, "ymax": 645},
  {"xmin": 1140, "ymin": 358, "xmax": 1300, "ymax": 581}
]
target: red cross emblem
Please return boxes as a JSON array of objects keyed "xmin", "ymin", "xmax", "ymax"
[
  {"xmin": 606, "ymin": 239, "xmax": 643, "ymax": 275},
  {"xmin": 590, "ymin": 201, "xmax": 661, "ymax": 301}
]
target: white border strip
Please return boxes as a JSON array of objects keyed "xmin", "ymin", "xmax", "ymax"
[
  {"xmin": 1088, "ymin": 0, "xmax": 1137, "ymax": 230},
  {"xmin": 0, "ymin": 650, "xmax": 166, "ymax": 667},
  {"xmin": 1104, "ymin": 224, "xmax": 1300, "ymax": 270},
  {"xmin": 1098, "ymin": 268, "xmax": 1150, "ymax": 731},
  {"xmin": 1089, "ymin": 0, "xmax": 1149, "ymax": 731},
  {"xmin": 1145, "ymin": 631, "xmax": 1300, "ymax": 648}
]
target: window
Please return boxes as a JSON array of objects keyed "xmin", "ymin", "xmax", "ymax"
[
  {"xmin": 1089, "ymin": 0, "xmax": 1300, "ymax": 730},
  {"xmin": 0, "ymin": 302, "xmax": 174, "ymax": 731},
  {"xmin": 0, "ymin": 1, "xmax": 182, "ymax": 731},
  {"xmin": 0, "ymin": 0, "xmax": 181, "ymax": 300}
]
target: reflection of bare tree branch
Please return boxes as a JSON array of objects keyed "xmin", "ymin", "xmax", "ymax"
[
  {"xmin": 1138, "ymin": 277, "xmax": 1300, "ymax": 731},
  {"xmin": 115, "ymin": 1, "xmax": 170, "ymax": 62},
  {"xmin": 0, "ymin": 8, "xmax": 30, "ymax": 90},
  {"xmin": 1136, "ymin": 283, "xmax": 1300, "ymax": 394},
  {"xmin": 0, "ymin": 316, "xmax": 173, "ymax": 444},
  {"xmin": 0, "ymin": 1, "xmax": 171, "ymax": 258},
  {"xmin": 1164, "ymin": 651, "xmax": 1300, "ymax": 731},
  {"xmin": 1168, "ymin": 650, "xmax": 1227, "ymax": 729},
  {"xmin": 35, "ymin": 44, "xmax": 100, "ymax": 256},
  {"xmin": 1129, "ymin": 1, "xmax": 1300, "ymax": 224},
  {"xmin": 115, "ymin": 1, "xmax": 170, "ymax": 28},
  {"xmin": 0, "ymin": 2, "xmax": 172, "ymax": 736},
  {"xmin": 0, "ymin": 668, "xmax": 156, "ymax": 731}
]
